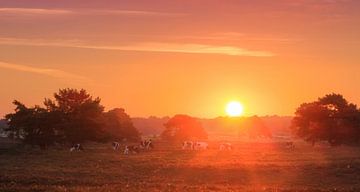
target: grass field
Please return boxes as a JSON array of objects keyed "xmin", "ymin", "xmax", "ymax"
[{"xmin": 1, "ymin": 139, "xmax": 360, "ymax": 192}]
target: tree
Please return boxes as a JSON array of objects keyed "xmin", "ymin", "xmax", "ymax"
[
  {"xmin": 5, "ymin": 101, "xmax": 62, "ymax": 149},
  {"xmin": 0, "ymin": 118, "xmax": 8, "ymax": 136},
  {"xmin": 291, "ymin": 93, "xmax": 360, "ymax": 146},
  {"xmin": 4, "ymin": 88, "xmax": 141, "ymax": 148},
  {"xmin": 103, "ymin": 108, "xmax": 140, "ymax": 142},
  {"xmin": 44, "ymin": 88, "xmax": 105, "ymax": 143},
  {"xmin": 161, "ymin": 114, "xmax": 207, "ymax": 141},
  {"xmin": 240, "ymin": 116, "xmax": 272, "ymax": 139}
]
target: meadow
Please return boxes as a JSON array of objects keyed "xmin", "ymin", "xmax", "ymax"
[{"xmin": 1, "ymin": 139, "xmax": 360, "ymax": 192}]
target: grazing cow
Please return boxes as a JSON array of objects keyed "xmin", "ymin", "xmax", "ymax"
[
  {"xmin": 219, "ymin": 143, "xmax": 232, "ymax": 150},
  {"xmin": 194, "ymin": 141, "xmax": 208, "ymax": 150},
  {"xmin": 112, "ymin": 142, "xmax": 120, "ymax": 150},
  {"xmin": 140, "ymin": 139, "xmax": 154, "ymax": 150},
  {"xmin": 284, "ymin": 142, "xmax": 295, "ymax": 149},
  {"xmin": 182, "ymin": 141, "xmax": 194, "ymax": 150},
  {"xmin": 70, "ymin": 144, "xmax": 83, "ymax": 152},
  {"xmin": 124, "ymin": 145, "xmax": 139, "ymax": 155},
  {"xmin": 146, "ymin": 139, "xmax": 154, "ymax": 149}
]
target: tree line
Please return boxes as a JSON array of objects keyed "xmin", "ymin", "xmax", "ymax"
[
  {"xmin": 161, "ymin": 93, "xmax": 360, "ymax": 146},
  {"xmin": 4, "ymin": 88, "xmax": 140, "ymax": 149},
  {"xmin": 2, "ymin": 89, "xmax": 360, "ymax": 148}
]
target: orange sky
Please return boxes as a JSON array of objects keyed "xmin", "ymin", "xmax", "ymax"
[{"xmin": 0, "ymin": 0, "xmax": 359, "ymax": 118}]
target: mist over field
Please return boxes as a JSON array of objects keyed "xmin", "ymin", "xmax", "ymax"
[{"xmin": 133, "ymin": 116, "xmax": 293, "ymax": 139}]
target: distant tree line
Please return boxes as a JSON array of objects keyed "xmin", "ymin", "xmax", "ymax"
[
  {"xmin": 239, "ymin": 116, "xmax": 272, "ymax": 139},
  {"xmin": 291, "ymin": 93, "xmax": 360, "ymax": 146},
  {"xmin": 7, "ymin": 89, "xmax": 358, "ymax": 148},
  {"xmin": 4, "ymin": 88, "xmax": 140, "ymax": 149}
]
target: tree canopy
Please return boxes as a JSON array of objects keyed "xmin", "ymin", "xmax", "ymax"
[
  {"xmin": 291, "ymin": 93, "xmax": 360, "ymax": 146},
  {"xmin": 44, "ymin": 88, "xmax": 105, "ymax": 143},
  {"xmin": 5, "ymin": 101, "xmax": 63, "ymax": 149},
  {"xmin": 240, "ymin": 116, "xmax": 272, "ymax": 139},
  {"xmin": 103, "ymin": 108, "xmax": 141, "ymax": 142},
  {"xmin": 0, "ymin": 119, "xmax": 6, "ymax": 136},
  {"xmin": 161, "ymin": 114, "xmax": 207, "ymax": 141},
  {"xmin": 4, "ymin": 88, "xmax": 140, "ymax": 149}
]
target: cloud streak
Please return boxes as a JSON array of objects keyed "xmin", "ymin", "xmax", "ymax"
[
  {"xmin": 168, "ymin": 33, "xmax": 298, "ymax": 43},
  {"xmin": 112, "ymin": 43, "xmax": 274, "ymax": 57},
  {"xmin": 0, "ymin": 8, "xmax": 72, "ymax": 15},
  {"xmin": 82, "ymin": 9, "xmax": 185, "ymax": 16},
  {"xmin": 0, "ymin": 61, "xmax": 90, "ymax": 82},
  {"xmin": 0, "ymin": 38, "xmax": 274, "ymax": 57},
  {"xmin": 0, "ymin": 7, "xmax": 184, "ymax": 16}
]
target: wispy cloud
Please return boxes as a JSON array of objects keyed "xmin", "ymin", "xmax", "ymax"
[
  {"xmin": 0, "ymin": 7, "xmax": 184, "ymax": 16},
  {"xmin": 82, "ymin": 9, "xmax": 185, "ymax": 16},
  {"xmin": 170, "ymin": 32, "xmax": 245, "ymax": 41},
  {"xmin": 112, "ymin": 43, "xmax": 274, "ymax": 57},
  {"xmin": 283, "ymin": 0, "xmax": 352, "ymax": 11},
  {"xmin": 0, "ymin": 38, "xmax": 83, "ymax": 47},
  {"xmin": 0, "ymin": 61, "xmax": 90, "ymax": 82},
  {"xmin": 0, "ymin": 8, "xmax": 72, "ymax": 15},
  {"xmin": 0, "ymin": 38, "xmax": 274, "ymax": 57},
  {"xmin": 168, "ymin": 32, "xmax": 298, "ymax": 43}
]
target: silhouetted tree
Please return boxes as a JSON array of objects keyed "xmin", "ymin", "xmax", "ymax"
[
  {"xmin": 4, "ymin": 88, "xmax": 142, "ymax": 148},
  {"xmin": 0, "ymin": 119, "xmax": 7, "ymax": 136},
  {"xmin": 291, "ymin": 93, "xmax": 360, "ymax": 146},
  {"xmin": 103, "ymin": 108, "xmax": 140, "ymax": 142},
  {"xmin": 161, "ymin": 114, "xmax": 207, "ymax": 141},
  {"xmin": 44, "ymin": 88, "xmax": 105, "ymax": 143},
  {"xmin": 5, "ymin": 101, "xmax": 62, "ymax": 149}
]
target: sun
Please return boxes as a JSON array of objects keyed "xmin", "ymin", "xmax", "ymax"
[{"xmin": 226, "ymin": 101, "xmax": 244, "ymax": 117}]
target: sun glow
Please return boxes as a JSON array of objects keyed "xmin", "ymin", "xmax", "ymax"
[{"xmin": 226, "ymin": 101, "xmax": 244, "ymax": 117}]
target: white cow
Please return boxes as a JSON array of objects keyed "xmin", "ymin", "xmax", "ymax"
[
  {"xmin": 182, "ymin": 141, "xmax": 194, "ymax": 150},
  {"xmin": 194, "ymin": 141, "xmax": 208, "ymax": 150},
  {"xmin": 112, "ymin": 142, "xmax": 120, "ymax": 150},
  {"xmin": 140, "ymin": 139, "xmax": 154, "ymax": 150},
  {"xmin": 70, "ymin": 144, "xmax": 83, "ymax": 152},
  {"xmin": 146, "ymin": 139, "xmax": 154, "ymax": 149},
  {"xmin": 124, "ymin": 145, "xmax": 139, "ymax": 155},
  {"xmin": 284, "ymin": 141, "xmax": 295, "ymax": 149},
  {"xmin": 219, "ymin": 143, "xmax": 232, "ymax": 150}
]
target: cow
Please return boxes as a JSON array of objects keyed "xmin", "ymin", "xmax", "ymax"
[
  {"xmin": 182, "ymin": 141, "xmax": 194, "ymax": 150},
  {"xmin": 140, "ymin": 139, "xmax": 154, "ymax": 150},
  {"xmin": 70, "ymin": 144, "xmax": 83, "ymax": 152},
  {"xmin": 124, "ymin": 145, "xmax": 139, "ymax": 155},
  {"xmin": 194, "ymin": 141, "xmax": 208, "ymax": 150},
  {"xmin": 112, "ymin": 142, "xmax": 120, "ymax": 150},
  {"xmin": 284, "ymin": 141, "xmax": 295, "ymax": 149},
  {"xmin": 146, "ymin": 139, "xmax": 154, "ymax": 149},
  {"xmin": 219, "ymin": 143, "xmax": 232, "ymax": 150}
]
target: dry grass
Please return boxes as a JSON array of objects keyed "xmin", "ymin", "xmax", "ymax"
[{"xmin": 1, "ymin": 140, "xmax": 360, "ymax": 192}]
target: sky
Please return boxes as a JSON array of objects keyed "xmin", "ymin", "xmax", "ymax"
[{"xmin": 0, "ymin": 0, "xmax": 359, "ymax": 118}]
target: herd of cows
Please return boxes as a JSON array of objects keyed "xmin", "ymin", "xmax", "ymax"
[
  {"xmin": 69, "ymin": 139, "xmax": 296, "ymax": 154},
  {"xmin": 181, "ymin": 141, "xmax": 232, "ymax": 150}
]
